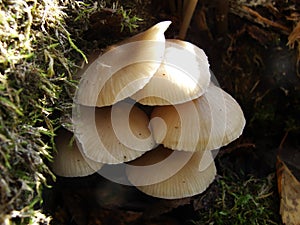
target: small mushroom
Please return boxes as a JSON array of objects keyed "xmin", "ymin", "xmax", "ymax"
[
  {"xmin": 51, "ymin": 128, "xmax": 103, "ymax": 177},
  {"xmin": 126, "ymin": 145, "xmax": 216, "ymax": 199},
  {"xmin": 73, "ymin": 101, "xmax": 156, "ymax": 164},
  {"xmin": 75, "ymin": 21, "xmax": 171, "ymax": 107},
  {"xmin": 150, "ymin": 83, "xmax": 246, "ymax": 152},
  {"xmin": 131, "ymin": 39, "xmax": 211, "ymax": 105}
]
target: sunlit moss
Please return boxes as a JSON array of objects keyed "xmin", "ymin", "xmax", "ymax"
[{"xmin": 0, "ymin": 0, "xmax": 143, "ymax": 224}]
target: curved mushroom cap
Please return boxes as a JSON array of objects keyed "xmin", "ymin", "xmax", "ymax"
[
  {"xmin": 112, "ymin": 21, "xmax": 172, "ymax": 46},
  {"xmin": 126, "ymin": 145, "xmax": 216, "ymax": 199},
  {"xmin": 73, "ymin": 101, "xmax": 156, "ymax": 164},
  {"xmin": 75, "ymin": 21, "xmax": 171, "ymax": 107},
  {"xmin": 131, "ymin": 39, "xmax": 211, "ymax": 105},
  {"xmin": 51, "ymin": 129, "xmax": 103, "ymax": 177},
  {"xmin": 150, "ymin": 83, "xmax": 246, "ymax": 152}
]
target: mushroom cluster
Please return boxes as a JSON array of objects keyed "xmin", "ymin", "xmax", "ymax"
[{"xmin": 52, "ymin": 21, "xmax": 245, "ymax": 199}]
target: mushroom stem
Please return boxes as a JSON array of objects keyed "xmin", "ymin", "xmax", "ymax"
[{"xmin": 178, "ymin": 0, "xmax": 198, "ymax": 40}]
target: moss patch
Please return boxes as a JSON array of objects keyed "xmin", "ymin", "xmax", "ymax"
[{"xmin": 0, "ymin": 0, "xmax": 143, "ymax": 223}]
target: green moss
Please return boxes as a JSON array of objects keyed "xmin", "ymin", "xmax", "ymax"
[
  {"xmin": 190, "ymin": 172, "xmax": 281, "ymax": 225},
  {"xmin": 0, "ymin": 0, "xmax": 143, "ymax": 223},
  {"xmin": 118, "ymin": 6, "xmax": 143, "ymax": 32}
]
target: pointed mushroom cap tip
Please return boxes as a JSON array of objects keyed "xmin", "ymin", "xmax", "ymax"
[{"xmin": 155, "ymin": 21, "xmax": 172, "ymax": 32}]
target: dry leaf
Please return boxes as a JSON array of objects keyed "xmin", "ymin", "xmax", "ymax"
[{"xmin": 277, "ymin": 156, "xmax": 300, "ymax": 225}]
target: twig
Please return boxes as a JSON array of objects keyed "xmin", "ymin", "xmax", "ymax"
[
  {"xmin": 242, "ymin": 6, "xmax": 290, "ymax": 34},
  {"xmin": 278, "ymin": 129, "xmax": 290, "ymax": 150},
  {"xmin": 178, "ymin": 0, "xmax": 198, "ymax": 39},
  {"xmin": 219, "ymin": 143, "xmax": 256, "ymax": 156},
  {"xmin": 229, "ymin": 1, "xmax": 291, "ymax": 35}
]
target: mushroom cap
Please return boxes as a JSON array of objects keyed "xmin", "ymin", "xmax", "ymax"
[
  {"xmin": 51, "ymin": 128, "xmax": 103, "ymax": 177},
  {"xmin": 150, "ymin": 83, "xmax": 246, "ymax": 152},
  {"xmin": 73, "ymin": 101, "xmax": 156, "ymax": 164},
  {"xmin": 131, "ymin": 39, "xmax": 211, "ymax": 105},
  {"xmin": 109, "ymin": 21, "xmax": 172, "ymax": 47},
  {"xmin": 75, "ymin": 21, "xmax": 171, "ymax": 107},
  {"xmin": 126, "ymin": 145, "xmax": 216, "ymax": 199}
]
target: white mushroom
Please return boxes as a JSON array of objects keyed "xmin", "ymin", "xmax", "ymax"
[
  {"xmin": 75, "ymin": 21, "xmax": 171, "ymax": 107},
  {"xmin": 126, "ymin": 145, "xmax": 216, "ymax": 199},
  {"xmin": 150, "ymin": 83, "xmax": 246, "ymax": 152},
  {"xmin": 73, "ymin": 101, "xmax": 156, "ymax": 164},
  {"xmin": 131, "ymin": 39, "xmax": 210, "ymax": 105},
  {"xmin": 64, "ymin": 21, "xmax": 246, "ymax": 200},
  {"xmin": 51, "ymin": 128, "xmax": 103, "ymax": 177}
]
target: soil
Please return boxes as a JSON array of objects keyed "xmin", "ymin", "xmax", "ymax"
[{"xmin": 44, "ymin": 1, "xmax": 300, "ymax": 224}]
